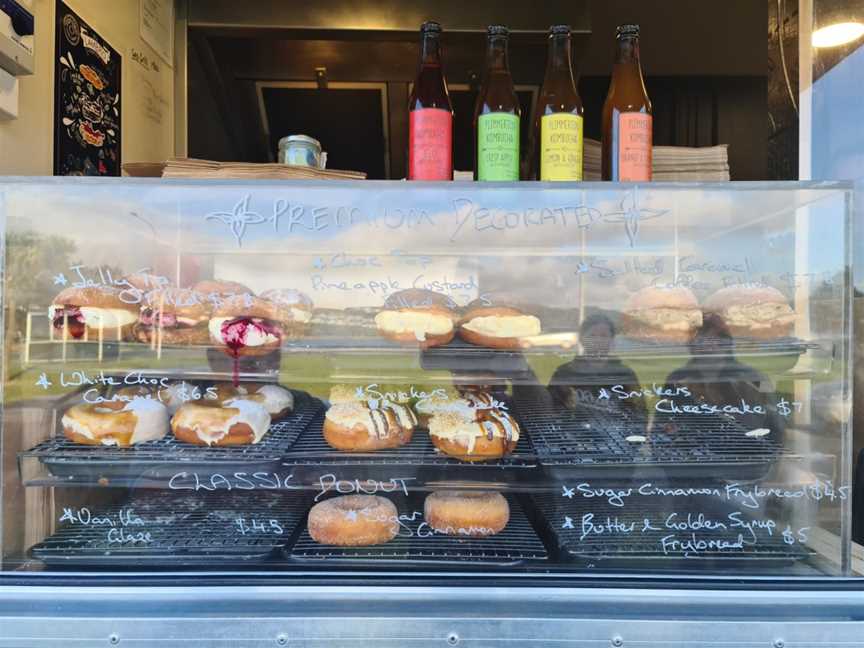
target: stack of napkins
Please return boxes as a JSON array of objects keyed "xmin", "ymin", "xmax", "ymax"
[
  {"xmin": 583, "ymin": 138, "xmax": 730, "ymax": 181},
  {"xmin": 123, "ymin": 158, "xmax": 366, "ymax": 180}
]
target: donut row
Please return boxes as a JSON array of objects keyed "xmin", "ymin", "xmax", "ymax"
[
  {"xmin": 49, "ymin": 277, "xmax": 546, "ymax": 354},
  {"xmin": 621, "ymin": 284, "xmax": 796, "ymax": 344},
  {"xmin": 324, "ymin": 385, "xmax": 520, "ymax": 462},
  {"xmin": 61, "ymin": 382, "xmax": 294, "ymax": 447},
  {"xmin": 375, "ymin": 288, "xmax": 542, "ymax": 350},
  {"xmin": 50, "ymin": 276, "xmax": 313, "ymax": 357},
  {"xmin": 308, "ymin": 492, "xmax": 510, "ymax": 546}
]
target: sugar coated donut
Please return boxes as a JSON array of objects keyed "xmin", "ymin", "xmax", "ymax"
[
  {"xmin": 308, "ymin": 495, "xmax": 399, "ymax": 546},
  {"xmin": 423, "ymin": 491, "xmax": 510, "ymax": 537}
]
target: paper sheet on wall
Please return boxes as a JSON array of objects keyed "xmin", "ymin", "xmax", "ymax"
[{"xmin": 139, "ymin": 0, "xmax": 173, "ymax": 66}]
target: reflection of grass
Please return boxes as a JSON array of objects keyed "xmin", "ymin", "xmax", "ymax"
[{"xmin": 6, "ymin": 340, "xmax": 837, "ymax": 405}]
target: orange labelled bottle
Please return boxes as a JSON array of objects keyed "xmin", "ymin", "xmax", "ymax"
[
  {"xmin": 534, "ymin": 25, "xmax": 584, "ymax": 181},
  {"xmin": 408, "ymin": 21, "xmax": 454, "ymax": 181},
  {"xmin": 601, "ymin": 24, "xmax": 653, "ymax": 181}
]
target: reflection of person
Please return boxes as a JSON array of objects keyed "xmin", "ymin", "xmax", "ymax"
[
  {"xmin": 548, "ymin": 314, "xmax": 647, "ymax": 419},
  {"xmin": 661, "ymin": 314, "xmax": 783, "ymax": 435}
]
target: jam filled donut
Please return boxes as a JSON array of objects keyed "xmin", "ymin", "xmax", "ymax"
[
  {"xmin": 209, "ymin": 295, "xmax": 293, "ymax": 357},
  {"xmin": 374, "ymin": 288, "xmax": 457, "ymax": 349},
  {"xmin": 458, "ymin": 305, "xmax": 541, "ymax": 349},
  {"xmin": 134, "ymin": 287, "xmax": 212, "ymax": 345},
  {"xmin": 323, "ymin": 401, "xmax": 416, "ymax": 451},
  {"xmin": 428, "ymin": 409, "xmax": 519, "ymax": 462},
  {"xmin": 171, "ymin": 399, "xmax": 271, "ymax": 446},
  {"xmin": 424, "ymin": 491, "xmax": 510, "ymax": 537},
  {"xmin": 62, "ymin": 399, "xmax": 169, "ymax": 446},
  {"xmin": 308, "ymin": 495, "xmax": 399, "ymax": 546},
  {"xmin": 259, "ymin": 289, "xmax": 314, "ymax": 338},
  {"xmin": 50, "ymin": 286, "xmax": 139, "ymax": 341}
]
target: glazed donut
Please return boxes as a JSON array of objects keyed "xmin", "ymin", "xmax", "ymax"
[
  {"xmin": 171, "ymin": 400, "xmax": 271, "ymax": 446},
  {"xmin": 49, "ymin": 286, "xmax": 139, "ymax": 341},
  {"xmin": 259, "ymin": 288, "xmax": 314, "ymax": 337},
  {"xmin": 226, "ymin": 383, "xmax": 294, "ymax": 419},
  {"xmin": 62, "ymin": 399, "xmax": 169, "ymax": 446},
  {"xmin": 458, "ymin": 306, "xmax": 541, "ymax": 350},
  {"xmin": 308, "ymin": 495, "xmax": 399, "ymax": 546},
  {"xmin": 209, "ymin": 295, "xmax": 293, "ymax": 357},
  {"xmin": 323, "ymin": 401, "xmax": 416, "ymax": 451},
  {"xmin": 415, "ymin": 389, "xmax": 504, "ymax": 425},
  {"xmin": 424, "ymin": 491, "xmax": 510, "ymax": 537},
  {"xmin": 428, "ymin": 410, "xmax": 519, "ymax": 462},
  {"xmin": 375, "ymin": 289, "xmax": 457, "ymax": 349},
  {"xmin": 134, "ymin": 287, "xmax": 212, "ymax": 346}
]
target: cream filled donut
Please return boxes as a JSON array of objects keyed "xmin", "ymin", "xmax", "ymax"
[
  {"xmin": 428, "ymin": 410, "xmax": 520, "ymax": 462},
  {"xmin": 423, "ymin": 491, "xmax": 510, "ymax": 537},
  {"xmin": 458, "ymin": 306, "xmax": 542, "ymax": 349},
  {"xmin": 621, "ymin": 286, "xmax": 703, "ymax": 344},
  {"xmin": 703, "ymin": 285, "xmax": 795, "ymax": 339},
  {"xmin": 134, "ymin": 287, "xmax": 212, "ymax": 345},
  {"xmin": 259, "ymin": 289, "xmax": 313, "ymax": 337},
  {"xmin": 374, "ymin": 289, "xmax": 457, "ymax": 349},
  {"xmin": 62, "ymin": 398, "xmax": 169, "ymax": 446},
  {"xmin": 308, "ymin": 495, "xmax": 399, "ymax": 546},
  {"xmin": 50, "ymin": 286, "xmax": 139, "ymax": 341},
  {"xmin": 323, "ymin": 401, "xmax": 416, "ymax": 451},
  {"xmin": 171, "ymin": 400, "xmax": 271, "ymax": 446}
]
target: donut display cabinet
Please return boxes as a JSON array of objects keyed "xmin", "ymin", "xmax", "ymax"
[{"xmin": 0, "ymin": 178, "xmax": 859, "ymax": 643}]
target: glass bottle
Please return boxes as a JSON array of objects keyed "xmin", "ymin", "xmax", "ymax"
[
  {"xmin": 474, "ymin": 25, "xmax": 521, "ymax": 181},
  {"xmin": 408, "ymin": 21, "xmax": 454, "ymax": 181},
  {"xmin": 534, "ymin": 24, "xmax": 584, "ymax": 181},
  {"xmin": 601, "ymin": 24, "xmax": 653, "ymax": 181}
]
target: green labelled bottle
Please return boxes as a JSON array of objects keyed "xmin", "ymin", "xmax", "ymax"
[
  {"xmin": 474, "ymin": 25, "xmax": 521, "ymax": 181},
  {"xmin": 534, "ymin": 25, "xmax": 584, "ymax": 181}
]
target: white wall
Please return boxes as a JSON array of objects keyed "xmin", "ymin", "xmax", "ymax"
[{"xmin": 0, "ymin": 0, "xmax": 174, "ymax": 175}]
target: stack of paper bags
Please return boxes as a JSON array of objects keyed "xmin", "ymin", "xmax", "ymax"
[
  {"xmin": 583, "ymin": 138, "xmax": 729, "ymax": 181},
  {"xmin": 123, "ymin": 158, "xmax": 366, "ymax": 180}
]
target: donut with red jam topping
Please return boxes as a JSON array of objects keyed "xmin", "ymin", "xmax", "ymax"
[{"xmin": 208, "ymin": 295, "xmax": 292, "ymax": 357}]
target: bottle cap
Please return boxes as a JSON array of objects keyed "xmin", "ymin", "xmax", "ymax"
[
  {"xmin": 487, "ymin": 25, "xmax": 510, "ymax": 36},
  {"xmin": 616, "ymin": 24, "xmax": 640, "ymax": 38},
  {"xmin": 421, "ymin": 21, "xmax": 442, "ymax": 34},
  {"xmin": 550, "ymin": 25, "xmax": 572, "ymax": 35}
]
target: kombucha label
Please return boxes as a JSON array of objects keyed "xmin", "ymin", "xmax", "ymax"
[
  {"xmin": 541, "ymin": 113, "xmax": 584, "ymax": 181},
  {"xmin": 477, "ymin": 112, "xmax": 520, "ymax": 181},
  {"xmin": 408, "ymin": 108, "xmax": 453, "ymax": 181},
  {"xmin": 618, "ymin": 112, "xmax": 653, "ymax": 181}
]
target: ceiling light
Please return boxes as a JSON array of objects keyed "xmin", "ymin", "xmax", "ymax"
[{"xmin": 812, "ymin": 22, "xmax": 864, "ymax": 48}]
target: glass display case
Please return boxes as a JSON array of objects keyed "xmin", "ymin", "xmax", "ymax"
[{"xmin": 0, "ymin": 177, "xmax": 855, "ymax": 585}]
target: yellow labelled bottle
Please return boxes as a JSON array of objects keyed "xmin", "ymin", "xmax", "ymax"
[{"xmin": 535, "ymin": 25, "xmax": 584, "ymax": 181}]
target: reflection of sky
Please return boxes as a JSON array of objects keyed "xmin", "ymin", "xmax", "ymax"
[
  {"xmin": 811, "ymin": 42, "xmax": 864, "ymax": 290},
  {"xmin": 0, "ymin": 178, "xmax": 850, "ymax": 310}
]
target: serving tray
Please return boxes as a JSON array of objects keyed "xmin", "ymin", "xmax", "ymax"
[{"xmin": 21, "ymin": 390, "xmax": 323, "ymax": 487}]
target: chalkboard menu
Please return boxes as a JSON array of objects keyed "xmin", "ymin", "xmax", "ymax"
[{"xmin": 53, "ymin": 0, "xmax": 121, "ymax": 176}]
